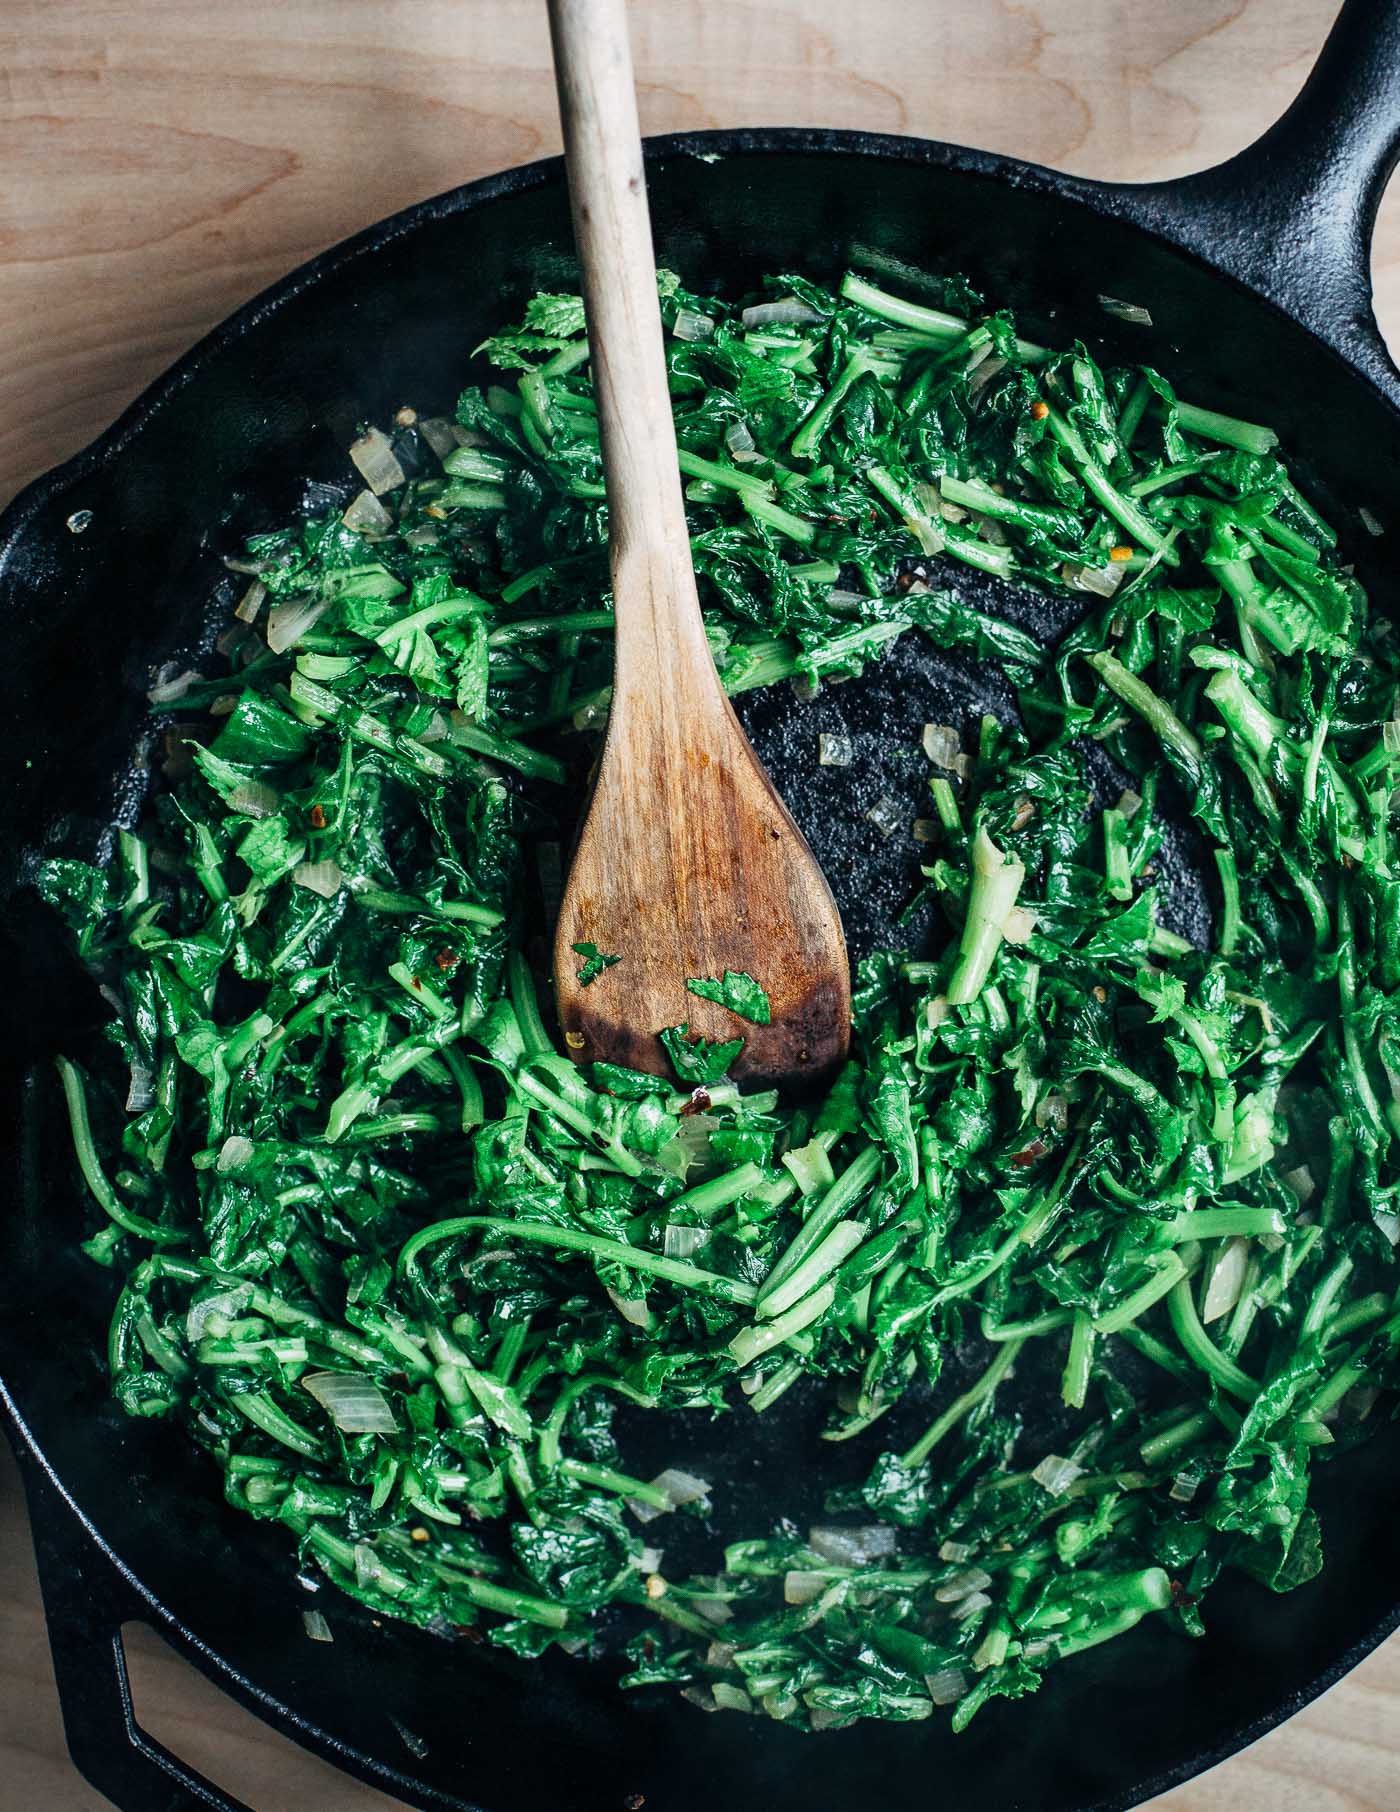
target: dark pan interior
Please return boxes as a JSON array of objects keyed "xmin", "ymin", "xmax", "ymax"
[{"xmin": 4, "ymin": 135, "xmax": 1400, "ymax": 1812}]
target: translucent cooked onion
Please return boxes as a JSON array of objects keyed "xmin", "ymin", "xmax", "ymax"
[
  {"xmin": 147, "ymin": 666, "xmax": 203, "ymax": 705},
  {"xmin": 1099, "ymin": 294, "xmax": 1154, "ymax": 326},
  {"xmin": 627, "ymin": 1467, "xmax": 711, "ymax": 1523},
  {"xmin": 416, "ymin": 416, "xmax": 461, "ymax": 459},
  {"xmin": 1064, "ymin": 561, "xmax": 1126, "ymax": 598},
  {"xmin": 784, "ymin": 1570, "xmax": 827, "ymax": 1605},
  {"xmin": 808, "ymin": 1524, "xmax": 897, "ymax": 1566},
  {"xmin": 950, "ymin": 1589, "xmax": 992, "ymax": 1622},
  {"xmin": 266, "ymin": 594, "xmax": 330, "ymax": 654},
  {"xmin": 724, "ymin": 420, "xmax": 759, "ymax": 461},
  {"xmin": 672, "ymin": 310, "xmax": 715, "ymax": 343},
  {"xmin": 925, "ymin": 1666, "xmax": 969, "ymax": 1706},
  {"xmin": 740, "ymin": 298, "xmax": 824, "ymax": 328},
  {"xmin": 938, "ymin": 1540, "xmax": 975, "ymax": 1564},
  {"xmin": 606, "ymin": 1285, "xmax": 652, "ymax": 1328},
  {"xmin": 1034, "ymin": 1091, "xmax": 1069, "ymax": 1133},
  {"xmin": 305, "ymin": 1372, "xmax": 399, "ymax": 1434},
  {"xmin": 663, "ymin": 1224, "xmax": 710, "ymax": 1261},
  {"xmin": 922, "ymin": 723, "xmax": 961, "ymax": 769},
  {"xmin": 1169, "ymin": 1469, "xmax": 1202, "ymax": 1503},
  {"xmin": 302, "ymin": 1609, "xmax": 334, "ymax": 1642},
  {"xmin": 1360, "ymin": 506, "xmax": 1385, "ymax": 536},
  {"xmin": 343, "ymin": 489, "xmax": 393, "ymax": 537},
  {"xmin": 1282, "ymin": 1163, "xmax": 1316, "ymax": 1204},
  {"xmin": 292, "ymin": 860, "xmax": 344, "ymax": 898},
  {"xmin": 864, "ymin": 795, "xmax": 902, "ymax": 839},
  {"xmin": 1031, "ymin": 1454, "xmax": 1083, "ymax": 1497},
  {"xmin": 186, "ymin": 1284, "xmax": 253, "ymax": 1344},
  {"xmin": 712, "ymin": 1683, "xmax": 752, "ymax": 1713},
  {"xmin": 216, "ymin": 1135, "xmax": 255, "ymax": 1172},
  {"xmin": 817, "ymin": 732, "xmax": 854, "ymax": 767},
  {"xmin": 1202, "ymin": 1236, "xmax": 1250, "ymax": 1324},
  {"xmin": 934, "ymin": 1566, "xmax": 992, "ymax": 1603},
  {"xmin": 225, "ymin": 779, "xmax": 279, "ymax": 819},
  {"xmin": 1116, "ymin": 787, "xmax": 1143, "ymax": 819},
  {"xmin": 349, "ymin": 426, "xmax": 406, "ymax": 495},
  {"xmin": 125, "ymin": 1062, "xmax": 154, "ymax": 1113},
  {"xmin": 1002, "ymin": 905, "xmax": 1038, "ymax": 945},
  {"xmin": 824, "ymin": 588, "xmax": 869, "ymax": 615}
]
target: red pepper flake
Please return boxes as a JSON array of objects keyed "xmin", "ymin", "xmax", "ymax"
[
  {"xmin": 411, "ymin": 975, "xmax": 424, "ymax": 991},
  {"xmin": 680, "ymin": 1087, "xmax": 712, "ymax": 1117},
  {"xmin": 1169, "ymin": 1578, "xmax": 1198, "ymax": 1610},
  {"xmin": 1011, "ymin": 1139, "xmax": 1048, "ymax": 1169},
  {"xmin": 434, "ymin": 948, "xmax": 460, "ymax": 973},
  {"xmin": 623, "ymin": 1797, "xmax": 647, "ymax": 1811},
  {"xmin": 308, "ymin": 804, "xmax": 327, "ymax": 829},
  {"xmin": 1030, "ymin": 400, "xmax": 1049, "ymax": 421}
]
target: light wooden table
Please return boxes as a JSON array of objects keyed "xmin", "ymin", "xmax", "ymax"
[{"xmin": 3, "ymin": 1, "xmax": 1400, "ymax": 1806}]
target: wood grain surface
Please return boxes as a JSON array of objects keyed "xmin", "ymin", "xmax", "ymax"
[{"xmin": 3, "ymin": 1, "xmax": 1399, "ymax": 1807}]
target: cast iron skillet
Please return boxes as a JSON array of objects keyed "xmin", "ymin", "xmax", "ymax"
[{"xmin": 6, "ymin": 4, "xmax": 1400, "ymax": 1808}]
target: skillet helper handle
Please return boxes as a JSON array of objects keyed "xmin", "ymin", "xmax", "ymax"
[
  {"xmin": 1124, "ymin": 0, "xmax": 1400, "ymax": 396},
  {"xmin": 544, "ymin": 0, "xmax": 721, "ymax": 712},
  {"xmin": 17, "ymin": 1447, "xmax": 251, "ymax": 1812}
]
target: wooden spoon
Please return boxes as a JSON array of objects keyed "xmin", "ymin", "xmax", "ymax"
[{"xmin": 545, "ymin": 0, "xmax": 850, "ymax": 1089}]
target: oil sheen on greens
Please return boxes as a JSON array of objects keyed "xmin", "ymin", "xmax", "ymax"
[{"xmin": 38, "ymin": 267, "xmax": 1400, "ymax": 1735}]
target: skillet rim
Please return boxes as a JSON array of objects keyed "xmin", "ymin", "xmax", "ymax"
[{"xmin": 4, "ymin": 123, "xmax": 1400, "ymax": 1812}]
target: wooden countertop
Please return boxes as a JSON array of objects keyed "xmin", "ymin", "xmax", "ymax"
[{"xmin": 3, "ymin": 1, "xmax": 1399, "ymax": 1805}]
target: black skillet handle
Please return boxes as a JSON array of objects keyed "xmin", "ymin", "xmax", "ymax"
[
  {"xmin": 14, "ymin": 1442, "xmax": 251, "ymax": 1812},
  {"xmin": 1115, "ymin": 0, "xmax": 1400, "ymax": 402}
]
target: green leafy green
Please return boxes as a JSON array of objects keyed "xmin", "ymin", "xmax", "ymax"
[{"xmin": 685, "ymin": 969, "xmax": 772, "ymax": 1024}]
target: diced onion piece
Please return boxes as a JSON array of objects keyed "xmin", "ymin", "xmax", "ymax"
[
  {"xmin": 696, "ymin": 1595, "xmax": 733, "ymax": 1624},
  {"xmin": 1099, "ymin": 294, "xmax": 1154, "ymax": 326},
  {"xmin": 302, "ymin": 1609, "xmax": 334, "ymax": 1643},
  {"xmin": 865, "ymin": 795, "xmax": 903, "ymax": 839},
  {"xmin": 808, "ymin": 1524, "xmax": 897, "ymax": 1566},
  {"xmin": 1343, "ymin": 1383, "xmax": 1381, "ymax": 1423},
  {"xmin": 1384, "ymin": 721, "xmax": 1400, "ymax": 754},
  {"xmin": 1116, "ymin": 787, "xmax": 1143, "ymax": 819},
  {"xmin": 186, "ymin": 1284, "xmax": 254, "ymax": 1344},
  {"xmin": 1034, "ymin": 1091, "xmax": 1069, "ymax": 1133},
  {"xmin": 217, "ymin": 1134, "xmax": 255, "ymax": 1172},
  {"xmin": 266, "ymin": 594, "xmax": 331, "ymax": 654},
  {"xmin": 741, "ymin": 298, "xmax": 824, "ymax": 328},
  {"xmin": 1200, "ymin": 1234, "xmax": 1251, "ymax": 1326},
  {"xmin": 825, "ymin": 588, "xmax": 869, "ymax": 614},
  {"xmin": 926, "ymin": 1666, "xmax": 970, "ymax": 1706},
  {"xmin": 1169, "ymin": 1469, "xmax": 1202, "ymax": 1503},
  {"xmin": 808, "ymin": 1706, "xmax": 852, "ymax": 1732},
  {"xmin": 67, "ymin": 510, "xmax": 93, "ymax": 534},
  {"xmin": 939, "ymin": 498, "xmax": 971, "ymax": 523},
  {"xmin": 235, "ymin": 580, "xmax": 267, "ymax": 624},
  {"xmin": 304, "ymin": 1371, "xmax": 398, "ymax": 1434},
  {"xmin": 913, "ymin": 818, "xmax": 938, "ymax": 843},
  {"xmin": 681, "ymin": 1685, "xmax": 719, "ymax": 1713},
  {"xmin": 417, "ymin": 417, "xmax": 461, "ymax": 459},
  {"xmin": 226, "ymin": 779, "xmax": 280, "ymax": 819},
  {"xmin": 1283, "ymin": 1164, "xmax": 1316, "ymax": 1204},
  {"xmin": 1031, "ymin": 1454, "xmax": 1083, "ymax": 1497},
  {"xmin": 1064, "ymin": 561, "xmax": 1126, "ymax": 598},
  {"xmin": 630, "ymin": 1545, "xmax": 664, "ymax": 1574},
  {"xmin": 607, "ymin": 1285, "xmax": 652, "ymax": 1328},
  {"xmin": 627, "ymin": 1467, "xmax": 711, "ymax": 1523},
  {"xmin": 968, "ymin": 356, "xmax": 1008, "ymax": 401},
  {"xmin": 293, "ymin": 860, "xmax": 344, "ymax": 899},
  {"xmin": 934, "ymin": 1566, "xmax": 993, "ymax": 1603},
  {"xmin": 818, "ymin": 732, "xmax": 854, "ymax": 768},
  {"xmin": 663, "ymin": 1224, "xmax": 710, "ymax": 1261},
  {"xmin": 724, "ymin": 420, "xmax": 758, "ymax": 462},
  {"xmin": 705, "ymin": 1640, "xmax": 736, "ymax": 1669},
  {"xmin": 1360, "ymin": 506, "xmax": 1385, "ymax": 537},
  {"xmin": 925, "ymin": 995, "xmax": 950, "ymax": 1029},
  {"xmin": 950, "ymin": 1589, "xmax": 992, "ymax": 1623},
  {"xmin": 343, "ymin": 489, "xmax": 393, "ymax": 537},
  {"xmin": 938, "ymin": 1540, "xmax": 975, "ymax": 1564},
  {"xmin": 349, "ymin": 427, "xmax": 406, "ymax": 495},
  {"xmin": 125, "ymin": 1062, "xmax": 154, "ymax": 1113},
  {"xmin": 147, "ymin": 666, "xmax": 203, "ymax": 705},
  {"xmin": 672, "ymin": 310, "xmax": 715, "ymax": 343},
  {"xmin": 783, "ymin": 1570, "xmax": 827, "ymax": 1605},
  {"xmin": 977, "ymin": 517, "xmax": 1010, "ymax": 546},
  {"xmin": 712, "ymin": 1683, "xmax": 753, "ymax": 1713},
  {"xmin": 1001, "ymin": 905, "xmax": 1038, "ymax": 946},
  {"xmin": 922, "ymin": 723, "xmax": 961, "ymax": 770},
  {"xmin": 1374, "ymin": 1209, "xmax": 1400, "ymax": 1247}
]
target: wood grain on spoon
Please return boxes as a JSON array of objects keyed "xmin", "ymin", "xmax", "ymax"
[{"xmin": 545, "ymin": 0, "xmax": 850, "ymax": 1089}]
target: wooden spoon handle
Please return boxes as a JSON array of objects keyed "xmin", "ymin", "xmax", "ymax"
[{"xmin": 545, "ymin": 0, "xmax": 717, "ymax": 704}]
